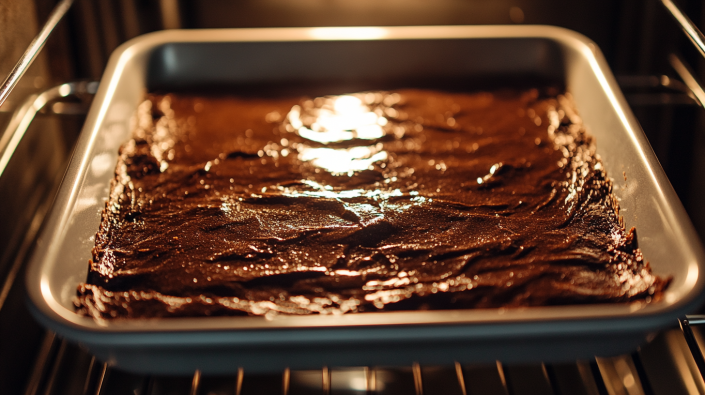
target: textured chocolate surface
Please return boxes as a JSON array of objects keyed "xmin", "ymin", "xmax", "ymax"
[{"xmin": 75, "ymin": 89, "xmax": 668, "ymax": 319}]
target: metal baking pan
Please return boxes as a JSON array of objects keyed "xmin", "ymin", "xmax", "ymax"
[{"xmin": 25, "ymin": 26, "xmax": 705, "ymax": 374}]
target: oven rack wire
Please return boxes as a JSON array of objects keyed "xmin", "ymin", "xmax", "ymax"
[
  {"xmin": 20, "ymin": 329, "xmax": 668, "ymax": 395},
  {"xmin": 4, "ymin": 0, "xmax": 705, "ymax": 394},
  {"xmin": 655, "ymin": 0, "xmax": 705, "ymax": 387}
]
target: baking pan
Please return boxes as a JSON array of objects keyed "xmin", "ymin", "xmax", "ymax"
[{"xmin": 25, "ymin": 26, "xmax": 705, "ymax": 374}]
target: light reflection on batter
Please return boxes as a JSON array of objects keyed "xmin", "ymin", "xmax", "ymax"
[
  {"xmin": 286, "ymin": 93, "xmax": 395, "ymax": 177},
  {"xmin": 287, "ymin": 94, "xmax": 388, "ymax": 144},
  {"xmin": 298, "ymin": 145, "xmax": 387, "ymax": 175}
]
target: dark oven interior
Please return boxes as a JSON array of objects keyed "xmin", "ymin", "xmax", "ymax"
[{"xmin": 4, "ymin": 0, "xmax": 705, "ymax": 394}]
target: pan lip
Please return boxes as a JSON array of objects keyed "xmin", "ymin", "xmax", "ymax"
[{"xmin": 25, "ymin": 25, "xmax": 705, "ymax": 337}]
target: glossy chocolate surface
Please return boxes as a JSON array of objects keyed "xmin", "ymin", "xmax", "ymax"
[{"xmin": 75, "ymin": 89, "xmax": 668, "ymax": 319}]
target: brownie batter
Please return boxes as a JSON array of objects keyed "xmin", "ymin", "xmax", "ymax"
[{"xmin": 75, "ymin": 89, "xmax": 668, "ymax": 319}]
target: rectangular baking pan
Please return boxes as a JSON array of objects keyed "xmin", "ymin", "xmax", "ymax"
[{"xmin": 25, "ymin": 26, "xmax": 705, "ymax": 374}]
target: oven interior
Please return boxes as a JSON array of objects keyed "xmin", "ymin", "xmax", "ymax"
[{"xmin": 4, "ymin": 0, "xmax": 705, "ymax": 394}]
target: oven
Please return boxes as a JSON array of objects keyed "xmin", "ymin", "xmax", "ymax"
[{"xmin": 3, "ymin": 1, "xmax": 705, "ymax": 394}]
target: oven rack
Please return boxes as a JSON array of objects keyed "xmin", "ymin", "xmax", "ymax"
[
  {"xmin": 653, "ymin": 0, "xmax": 705, "ymax": 388},
  {"xmin": 25, "ymin": 329, "xmax": 705, "ymax": 395}
]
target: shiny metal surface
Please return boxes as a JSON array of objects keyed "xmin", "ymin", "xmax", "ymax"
[
  {"xmin": 661, "ymin": 0, "xmax": 705, "ymax": 59},
  {"xmin": 0, "ymin": 0, "xmax": 74, "ymax": 109},
  {"xmin": 678, "ymin": 316, "xmax": 705, "ymax": 387},
  {"xmin": 669, "ymin": 54, "xmax": 705, "ymax": 108},
  {"xmin": 24, "ymin": 26, "xmax": 705, "ymax": 373},
  {"xmin": 0, "ymin": 81, "xmax": 98, "ymax": 179}
]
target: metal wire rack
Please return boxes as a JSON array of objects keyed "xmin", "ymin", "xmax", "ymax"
[
  {"xmin": 18, "ymin": 327, "xmax": 705, "ymax": 394},
  {"xmin": 657, "ymin": 0, "xmax": 705, "ymax": 387}
]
